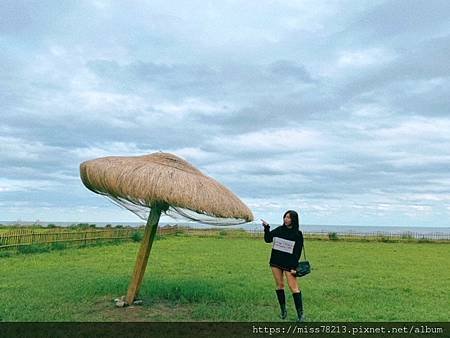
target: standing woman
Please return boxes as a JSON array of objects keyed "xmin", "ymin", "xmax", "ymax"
[{"xmin": 262, "ymin": 210, "xmax": 305, "ymax": 321}]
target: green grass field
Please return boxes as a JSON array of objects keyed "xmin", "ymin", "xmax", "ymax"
[{"xmin": 0, "ymin": 235, "xmax": 449, "ymax": 322}]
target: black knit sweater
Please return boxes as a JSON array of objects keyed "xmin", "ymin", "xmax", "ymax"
[{"xmin": 264, "ymin": 224, "xmax": 304, "ymax": 271}]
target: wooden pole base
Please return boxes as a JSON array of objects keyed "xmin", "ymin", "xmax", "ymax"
[{"xmin": 125, "ymin": 204, "xmax": 162, "ymax": 305}]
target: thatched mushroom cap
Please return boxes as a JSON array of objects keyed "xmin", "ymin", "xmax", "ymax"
[{"xmin": 80, "ymin": 152, "xmax": 253, "ymax": 222}]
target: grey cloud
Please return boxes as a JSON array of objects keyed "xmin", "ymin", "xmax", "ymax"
[
  {"xmin": 82, "ymin": 58, "xmax": 320, "ymax": 136},
  {"xmin": 0, "ymin": 186, "xmax": 102, "ymax": 209},
  {"xmin": 382, "ymin": 36, "xmax": 450, "ymax": 80},
  {"xmin": 218, "ymin": 155, "xmax": 450, "ymax": 201},
  {"xmin": 267, "ymin": 61, "xmax": 314, "ymax": 83},
  {"xmin": 198, "ymin": 87, "xmax": 343, "ymax": 135},
  {"xmin": 332, "ymin": 36, "xmax": 450, "ymax": 117},
  {"xmin": 86, "ymin": 59, "xmax": 314, "ymax": 99},
  {"xmin": 344, "ymin": 0, "xmax": 450, "ymax": 43},
  {"xmin": 0, "ymin": 1, "xmax": 76, "ymax": 37},
  {"xmin": 393, "ymin": 85, "xmax": 450, "ymax": 117}
]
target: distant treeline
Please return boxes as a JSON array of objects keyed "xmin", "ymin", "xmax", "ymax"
[{"xmin": 0, "ymin": 223, "xmax": 139, "ymax": 229}]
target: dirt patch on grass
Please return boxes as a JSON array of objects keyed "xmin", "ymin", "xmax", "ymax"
[{"xmin": 90, "ymin": 297, "xmax": 196, "ymax": 322}]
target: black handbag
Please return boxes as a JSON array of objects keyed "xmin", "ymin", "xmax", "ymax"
[{"xmin": 296, "ymin": 241, "xmax": 311, "ymax": 277}]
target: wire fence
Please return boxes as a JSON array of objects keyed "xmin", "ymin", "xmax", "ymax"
[
  {"xmin": 0, "ymin": 226, "xmax": 449, "ymax": 252},
  {"xmin": 0, "ymin": 228, "xmax": 140, "ymax": 250},
  {"xmin": 0, "ymin": 226, "xmax": 202, "ymax": 251},
  {"xmin": 245, "ymin": 229, "xmax": 450, "ymax": 241},
  {"xmin": 149, "ymin": 226, "xmax": 450, "ymax": 241}
]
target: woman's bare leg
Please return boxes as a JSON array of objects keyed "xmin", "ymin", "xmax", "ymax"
[
  {"xmin": 271, "ymin": 266, "xmax": 284, "ymax": 289},
  {"xmin": 271, "ymin": 266, "xmax": 287, "ymax": 318},
  {"xmin": 285, "ymin": 270, "xmax": 300, "ymax": 293},
  {"xmin": 285, "ymin": 271, "xmax": 304, "ymax": 321}
]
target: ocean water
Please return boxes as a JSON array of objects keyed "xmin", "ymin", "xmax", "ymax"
[
  {"xmin": 154, "ymin": 221, "xmax": 450, "ymax": 234},
  {"xmin": 2, "ymin": 220, "xmax": 449, "ymax": 236}
]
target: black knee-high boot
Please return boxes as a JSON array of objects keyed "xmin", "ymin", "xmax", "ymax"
[
  {"xmin": 275, "ymin": 289, "xmax": 287, "ymax": 319},
  {"xmin": 292, "ymin": 292, "xmax": 305, "ymax": 322}
]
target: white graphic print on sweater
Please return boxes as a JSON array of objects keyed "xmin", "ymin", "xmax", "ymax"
[{"xmin": 272, "ymin": 237, "xmax": 295, "ymax": 254}]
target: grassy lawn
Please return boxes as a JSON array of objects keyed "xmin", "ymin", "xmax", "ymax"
[{"xmin": 0, "ymin": 235, "xmax": 449, "ymax": 322}]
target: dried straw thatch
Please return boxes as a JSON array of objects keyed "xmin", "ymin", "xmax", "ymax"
[{"xmin": 80, "ymin": 152, "xmax": 253, "ymax": 224}]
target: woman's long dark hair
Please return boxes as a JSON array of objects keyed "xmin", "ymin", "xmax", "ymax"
[{"xmin": 283, "ymin": 210, "xmax": 300, "ymax": 231}]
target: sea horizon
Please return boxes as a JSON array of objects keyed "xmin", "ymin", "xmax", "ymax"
[{"xmin": 1, "ymin": 220, "xmax": 449, "ymax": 235}]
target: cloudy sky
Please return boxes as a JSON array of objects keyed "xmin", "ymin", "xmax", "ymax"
[{"xmin": 1, "ymin": 0, "xmax": 450, "ymax": 227}]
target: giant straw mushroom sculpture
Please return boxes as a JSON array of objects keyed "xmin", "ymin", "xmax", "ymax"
[{"xmin": 80, "ymin": 152, "xmax": 253, "ymax": 305}]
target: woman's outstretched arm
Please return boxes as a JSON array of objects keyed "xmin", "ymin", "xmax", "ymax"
[{"xmin": 261, "ymin": 219, "xmax": 274, "ymax": 243}]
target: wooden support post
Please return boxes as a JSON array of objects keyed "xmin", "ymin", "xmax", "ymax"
[{"xmin": 125, "ymin": 204, "xmax": 162, "ymax": 305}]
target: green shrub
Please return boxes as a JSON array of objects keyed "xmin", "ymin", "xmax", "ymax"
[
  {"xmin": 111, "ymin": 239, "xmax": 123, "ymax": 245},
  {"xmin": 174, "ymin": 228, "xmax": 187, "ymax": 236},
  {"xmin": 401, "ymin": 232, "xmax": 414, "ymax": 240},
  {"xmin": 47, "ymin": 224, "xmax": 57, "ymax": 228},
  {"xmin": 131, "ymin": 231, "xmax": 143, "ymax": 242},
  {"xmin": 17, "ymin": 245, "xmax": 50, "ymax": 255},
  {"xmin": 328, "ymin": 232, "xmax": 339, "ymax": 240},
  {"xmin": 76, "ymin": 223, "xmax": 90, "ymax": 229},
  {"xmin": 380, "ymin": 236, "xmax": 395, "ymax": 243},
  {"xmin": 50, "ymin": 242, "xmax": 66, "ymax": 251},
  {"xmin": 0, "ymin": 251, "xmax": 11, "ymax": 258}
]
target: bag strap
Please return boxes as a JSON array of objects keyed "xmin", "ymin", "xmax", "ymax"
[{"xmin": 300, "ymin": 231, "xmax": 307, "ymax": 260}]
